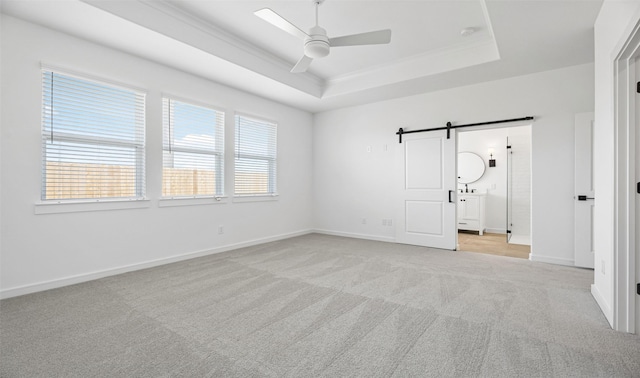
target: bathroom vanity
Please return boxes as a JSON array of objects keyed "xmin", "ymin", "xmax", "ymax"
[
  {"xmin": 457, "ymin": 192, "xmax": 486, "ymax": 235},
  {"xmin": 457, "ymin": 151, "xmax": 487, "ymax": 235}
]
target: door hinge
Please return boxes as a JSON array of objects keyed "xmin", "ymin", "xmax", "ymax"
[
  {"xmin": 637, "ymin": 283, "xmax": 640, "ymax": 295},
  {"xmin": 637, "ymin": 82, "xmax": 640, "ymax": 93},
  {"xmin": 637, "ymin": 182, "xmax": 639, "ymax": 194}
]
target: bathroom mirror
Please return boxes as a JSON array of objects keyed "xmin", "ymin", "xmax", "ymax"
[{"xmin": 458, "ymin": 152, "xmax": 486, "ymax": 184}]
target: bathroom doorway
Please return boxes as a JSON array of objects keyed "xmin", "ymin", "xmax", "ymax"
[{"xmin": 457, "ymin": 125, "xmax": 532, "ymax": 259}]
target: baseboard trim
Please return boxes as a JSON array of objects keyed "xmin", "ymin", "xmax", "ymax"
[
  {"xmin": 591, "ymin": 283, "xmax": 614, "ymax": 327},
  {"xmin": 529, "ymin": 254, "xmax": 574, "ymax": 266},
  {"xmin": 312, "ymin": 229, "xmax": 396, "ymax": 243},
  {"xmin": 485, "ymin": 228, "xmax": 507, "ymax": 234},
  {"xmin": 0, "ymin": 229, "xmax": 313, "ymax": 300}
]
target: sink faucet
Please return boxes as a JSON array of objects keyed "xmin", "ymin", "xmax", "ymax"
[{"xmin": 465, "ymin": 184, "xmax": 468, "ymax": 193}]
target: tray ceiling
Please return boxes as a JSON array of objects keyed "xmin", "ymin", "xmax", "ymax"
[{"xmin": 1, "ymin": 0, "xmax": 603, "ymax": 112}]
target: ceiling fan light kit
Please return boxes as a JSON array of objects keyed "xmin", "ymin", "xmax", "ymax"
[
  {"xmin": 305, "ymin": 26, "xmax": 330, "ymax": 58},
  {"xmin": 255, "ymin": 0, "xmax": 392, "ymax": 73}
]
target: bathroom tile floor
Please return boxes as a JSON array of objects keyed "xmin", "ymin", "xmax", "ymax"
[{"xmin": 457, "ymin": 231, "xmax": 530, "ymax": 259}]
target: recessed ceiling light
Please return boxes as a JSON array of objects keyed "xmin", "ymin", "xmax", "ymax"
[{"xmin": 460, "ymin": 27, "xmax": 476, "ymax": 37}]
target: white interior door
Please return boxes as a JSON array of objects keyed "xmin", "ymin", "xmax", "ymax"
[
  {"xmin": 574, "ymin": 112, "xmax": 595, "ymax": 268},
  {"xmin": 396, "ymin": 130, "xmax": 457, "ymax": 250}
]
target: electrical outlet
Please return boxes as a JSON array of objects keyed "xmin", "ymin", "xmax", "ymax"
[
  {"xmin": 382, "ymin": 219, "xmax": 387, "ymax": 226},
  {"xmin": 366, "ymin": 146, "xmax": 372, "ymax": 153},
  {"xmin": 218, "ymin": 225, "xmax": 224, "ymax": 235},
  {"xmin": 387, "ymin": 219, "xmax": 393, "ymax": 226}
]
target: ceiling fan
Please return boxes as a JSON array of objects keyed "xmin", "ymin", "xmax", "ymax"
[{"xmin": 254, "ymin": 0, "xmax": 392, "ymax": 73}]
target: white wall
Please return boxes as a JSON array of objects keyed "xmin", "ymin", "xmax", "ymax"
[
  {"xmin": 457, "ymin": 126, "xmax": 531, "ymax": 235},
  {"xmin": 0, "ymin": 16, "xmax": 314, "ymax": 298},
  {"xmin": 313, "ymin": 63, "xmax": 594, "ymax": 266},
  {"xmin": 593, "ymin": 0, "xmax": 640, "ymax": 326}
]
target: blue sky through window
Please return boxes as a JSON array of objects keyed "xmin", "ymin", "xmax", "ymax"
[{"xmin": 43, "ymin": 71, "xmax": 142, "ymax": 144}]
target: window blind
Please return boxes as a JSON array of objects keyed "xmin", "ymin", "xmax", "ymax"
[
  {"xmin": 234, "ymin": 114, "xmax": 277, "ymax": 196},
  {"xmin": 162, "ymin": 98, "xmax": 225, "ymax": 197},
  {"xmin": 41, "ymin": 70, "xmax": 146, "ymax": 200}
]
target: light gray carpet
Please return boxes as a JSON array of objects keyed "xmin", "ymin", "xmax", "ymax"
[{"xmin": 2, "ymin": 233, "xmax": 639, "ymax": 377}]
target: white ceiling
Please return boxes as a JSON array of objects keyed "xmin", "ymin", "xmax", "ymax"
[{"xmin": 1, "ymin": 0, "xmax": 603, "ymax": 113}]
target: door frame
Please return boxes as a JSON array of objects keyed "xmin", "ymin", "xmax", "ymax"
[
  {"xmin": 456, "ymin": 124, "xmax": 533, "ymax": 249},
  {"xmin": 613, "ymin": 16, "xmax": 640, "ymax": 334}
]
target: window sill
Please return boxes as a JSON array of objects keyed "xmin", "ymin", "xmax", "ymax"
[
  {"xmin": 232, "ymin": 194, "xmax": 279, "ymax": 203},
  {"xmin": 35, "ymin": 198, "xmax": 151, "ymax": 215},
  {"xmin": 158, "ymin": 196, "xmax": 228, "ymax": 208}
]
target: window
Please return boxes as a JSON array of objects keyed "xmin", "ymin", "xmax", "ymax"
[
  {"xmin": 162, "ymin": 98, "xmax": 225, "ymax": 197},
  {"xmin": 41, "ymin": 70, "xmax": 145, "ymax": 201},
  {"xmin": 234, "ymin": 114, "xmax": 277, "ymax": 196}
]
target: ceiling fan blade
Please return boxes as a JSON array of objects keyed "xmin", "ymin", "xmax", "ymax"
[
  {"xmin": 255, "ymin": 8, "xmax": 309, "ymax": 40},
  {"xmin": 291, "ymin": 55, "xmax": 313, "ymax": 73},
  {"xmin": 329, "ymin": 29, "xmax": 392, "ymax": 47}
]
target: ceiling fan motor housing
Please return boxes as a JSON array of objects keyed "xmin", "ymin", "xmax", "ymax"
[{"xmin": 304, "ymin": 26, "xmax": 330, "ymax": 58}]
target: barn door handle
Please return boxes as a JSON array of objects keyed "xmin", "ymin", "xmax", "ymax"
[
  {"xmin": 449, "ymin": 190, "xmax": 454, "ymax": 203},
  {"xmin": 577, "ymin": 195, "xmax": 595, "ymax": 201}
]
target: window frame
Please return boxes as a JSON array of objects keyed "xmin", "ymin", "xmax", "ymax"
[
  {"xmin": 40, "ymin": 67, "xmax": 146, "ymax": 203},
  {"xmin": 234, "ymin": 113, "xmax": 278, "ymax": 198},
  {"xmin": 161, "ymin": 96, "xmax": 225, "ymax": 199}
]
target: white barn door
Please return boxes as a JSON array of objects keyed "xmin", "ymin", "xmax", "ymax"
[{"xmin": 396, "ymin": 130, "xmax": 457, "ymax": 250}]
